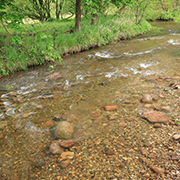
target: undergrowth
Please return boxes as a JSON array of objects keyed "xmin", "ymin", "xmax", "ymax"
[{"xmin": 0, "ymin": 14, "xmax": 153, "ymax": 77}]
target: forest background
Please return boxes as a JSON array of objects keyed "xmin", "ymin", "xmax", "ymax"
[{"xmin": 0, "ymin": 0, "xmax": 180, "ymax": 77}]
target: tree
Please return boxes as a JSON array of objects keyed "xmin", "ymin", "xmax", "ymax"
[
  {"xmin": 134, "ymin": 0, "xmax": 150, "ymax": 24},
  {"xmin": 0, "ymin": 0, "xmax": 14, "ymax": 19},
  {"xmin": 111, "ymin": 0, "xmax": 133, "ymax": 15},
  {"xmin": 84, "ymin": 0, "xmax": 110, "ymax": 25},
  {"xmin": 75, "ymin": 0, "xmax": 81, "ymax": 31}
]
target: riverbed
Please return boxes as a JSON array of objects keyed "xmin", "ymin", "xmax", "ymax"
[{"xmin": 0, "ymin": 22, "xmax": 180, "ymax": 180}]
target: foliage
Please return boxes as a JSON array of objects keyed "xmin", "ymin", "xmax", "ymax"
[{"xmin": 0, "ymin": 15, "xmax": 152, "ymax": 76}]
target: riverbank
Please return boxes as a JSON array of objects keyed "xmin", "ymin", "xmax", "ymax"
[{"xmin": 0, "ymin": 14, "xmax": 155, "ymax": 77}]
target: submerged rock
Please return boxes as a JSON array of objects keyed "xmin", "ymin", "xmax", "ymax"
[
  {"xmin": 58, "ymin": 151, "xmax": 74, "ymax": 162},
  {"xmin": 49, "ymin": 141, "xmax": 64, "ymax": 154},
  {"xmin": 54, "ymin": 121, "xmax": 74, "ymax": 139},
  {"xmin": 43, "ymin": 72, "xmax": 62, "ymax": 81},
  {"xmin": 59, "ymin": 140, "xmax": 75, "ymax": 148},
  {"xmin": 59, "ymin": 159, "xmax": 71, "ymax": 168},
  {"xmin": 141, "ymin": 94, "xmax": 152, "ymax": 103},
  {"xmin": 105, "ymin": 105, "xmax": 118, "ymax": 111},
  {"xmin": 141, "ymin": 111, "xmax": 169, "ymax": 123},
  {"xmin": 151, "ymin": 166, "xmax": 164, "ymax": 174}
]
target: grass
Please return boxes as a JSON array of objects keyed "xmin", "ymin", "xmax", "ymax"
[{"xmin": 0, "ymin": 14, "xmax": 153, "ymax": 77}]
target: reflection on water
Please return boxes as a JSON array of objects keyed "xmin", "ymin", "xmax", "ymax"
[{"xmin": 0, "ymin": 22, "xmax": 180, "ymax": 179}]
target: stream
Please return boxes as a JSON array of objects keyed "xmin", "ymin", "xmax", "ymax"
[{"xmin": 0, "ymin": 22, "xmax": 180, "ymax": 180}]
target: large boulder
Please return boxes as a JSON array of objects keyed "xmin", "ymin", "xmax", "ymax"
[{"xmin": 54, "ymin": 121, "xmax": 74, "ymax": 139}]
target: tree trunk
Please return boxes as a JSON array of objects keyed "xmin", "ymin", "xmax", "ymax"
[
  {"xmin": 91, "ymin": 14, "xmax": 97, "ymax": 25},
  {"xmin": 75, "ymin": 0, "xmax": 81, "ymax": 31},
  {"xmin": 114, "ymin": 5, "xmax": 126, "ymax": 16}
]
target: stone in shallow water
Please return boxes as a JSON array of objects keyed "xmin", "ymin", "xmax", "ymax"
[
  {"xmin": 58, "ymin": 151, "xmax": 74, "ymax": 161},
  {"xmin": 54, "ymin": 121, "xmax": 74, "ymax": 139},
  {"xmin": 161, "ymin": 106, "xmax": 171, "ymax": 112},
  {"xmin": 59, "ymin": 159, "xmax": 71, "ymax": 168},
  {"xmin": 106, "ymin": 148, "xmax": 115, "ymax": 155},
  {"xmin": 105, "ymin": 105, "xmax": 118, "ymax": 111},
  {"xmin": 43, "ymin": 72, "xmax": 62, "ymax": 81},
  {"xmin": 59, "ymin": 140, "xmax": 75, "ymax": 148},
  {"xmin": 153, "ymin": 123, "xmax": 161, "ymax": 128},
  {"xmin": 0, "ymin": 121, "xmax": 8, "ymax": 130},
  {"xmin": 141, "ymin": 94, "xmax": 152, "ymax": 103},
  {"xmin": 151, "ymin": 166, "xmax": 164, "ymax": 174},
  {"xmin": 49, "ymin": 141, "xmax": 64, "ymax": 155},
  {"xmin": 141, "ymin": 111, "xmax": 169, "ymax": 123},
  {"xmin": 173, "ymin": 134, "xmax": 180, "ymax": 140}
]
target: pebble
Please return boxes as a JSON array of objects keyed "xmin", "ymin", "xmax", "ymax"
[
  {"xmin": 153, "ymin": 123, "xmax": 161, "ymax": 128},
  {"xmin": 105, "ymin": 105, "xmax": 118, "ymax": 111},
  {"xmin": 106, "ymin": 148, "xmax": 115, "ymax": 155},
  {"xmin": 141, "ymin": 94, "xmax": 152, "ymax": 103},
  {"xmin": 59, "ymin": 140, "xmax": 75, "ymax": 148},
  {"xmin": 49, "ymin": 141, "xmax": 64, "ymax": 154},
  {"xmin": 59, "ymin": 159, "xmax": 71, "ymax": 168},
  {"xmin": 0, "ymin": 121, "xmax": 8, "ymax": 129},
  {"xmin": 58, "ymin": 152, "xmax": 74, "ymax": 162},
  {"xmin": 173, "ymin": 134, "xmax": 180, "ymax": 140},
  {"xmin": 151, "ymin": 166, "xmax": 164, "ymax": 174}
]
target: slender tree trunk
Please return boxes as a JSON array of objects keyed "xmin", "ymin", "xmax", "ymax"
[
  {"xmin": 91, "ymin": 14, "xmax": 97, "ymax": 25},
  {"xmin": 75, "ymin": 0, "xmax": 81, "ymax": 31},
  {"xmin": 114, "ymin": 5, "xmax": 126, "ymax": 16}
]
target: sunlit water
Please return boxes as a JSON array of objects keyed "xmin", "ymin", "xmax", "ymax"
[{"xmin": 0, "ymin": 22, "xmax": 180, "ymax": 179}]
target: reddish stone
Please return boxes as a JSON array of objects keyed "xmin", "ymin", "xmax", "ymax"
[
  {"xmin": 44, "ymin": 72, "xmax": 62, "ymax": 81},
  {"xmin": 41, "ymin": 120, "xmax": 57, "ymax": 127},
  {"xmin": 59, "ymin": 159, "xmax": 70, "ymax": 168},
  {"xmin": 153, "ymin": 123, "xmax": 161, "ymax": 128},
  {"xmin": 141, "ymin": 94, "xmax": 152, "ymax": 103},
  {"xmin": 109, "ymin": 116, "xmax": 118, "ymax": 120},
  {"xmin": 105, "ymin": 105, "xmax": 118, "ymax": 111},
  {"xmin": 141, "ymin": 111, "xmax": 169, "ymax": 123},
  {"xmin": 119, "ymin": 122, "xmax": 127, "ymax": 127},
  {"xmin": 151, "ymin": 166, "xmax": 164, "ymax": 174},
  {"xmin": 0, "ymin": 132, "xmax": 4, "ymax": 139},
  {"xmin": 59, "ymin": 140, "xmax": 75, "ymax": 148}
]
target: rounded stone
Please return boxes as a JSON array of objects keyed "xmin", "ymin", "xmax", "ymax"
[
  {"xmin": 55, "ymin": 121, "xmax": 74, "ymax": 139},
  {"xmin": 141, "ymin": 94, "xmax": 152, "ymax": 103}
]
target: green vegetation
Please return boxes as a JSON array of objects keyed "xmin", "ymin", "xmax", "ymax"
[{"xmin": 0, "ymin": 0, "xmax": 180, "ymax": 77}]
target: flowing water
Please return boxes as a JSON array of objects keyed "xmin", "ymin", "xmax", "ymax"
[{"xmin": 0, "ymin": 22, "xmax": 180, "ymax": 179}]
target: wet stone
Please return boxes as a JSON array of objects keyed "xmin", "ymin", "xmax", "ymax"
[
  {"xmin": 106, "ymin": 148, "xmax": 115, "ymax": 155},
  {"xmin": 49, "ymin": 141, "xmax": 64, "ymax": 155},
  {"xmin": 173, "ymin": 134, "xmax": 180, "ymax": 140},
  {"xmin": 43, "ymin": 72, "xmax": 62, "ymax": 81},
  {"xmin": 105, "ymin": 105, "xmax": 118, "ymax": 111},
  {"xmin": 0, "ymin": 132, "xmax": 4, "ymax": 139},
  {"xmin": 151, "ymin": 166, "xmax": 164, "ymax": 175},
  {"xmin": 0, "ymin": 121, "xmax": 8, "ymax": 130},
  {"xmin": 54, "ymin": 121, "xmax": 74, "ymax": 139},
  {"xmin": 153, "ymin": 123, "xmax": 161, "ymax": 128},
  {"xmin": 141, "ymin": 111, "xmax": 169, "ymax": 123},
  {"xmin": 33, "ymin": 157, "xmax": 45, "ymax": 167},
  {"xmin": 59, "ymin": 159, "xmax": 71, "ymax": 168},
  {"xmin": 141, "ymin": 94, "xmax": 152, "ymax": 103},
  {"xmin": 40, "ymin": 120, "xmax": 57, "ymax": 128},
  {"xmin": 59, "ymin": 140, "xmax": 75, "ymax": 148},
  {"xmin": 161, "ymin": 106, "xmax": 171, "ymax": 112},
  {"xmin": 58, "ymin": 151, "xmax": 74, "ymax": 161}
]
